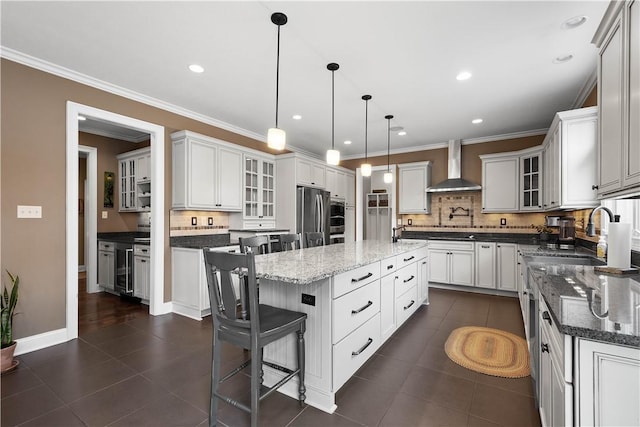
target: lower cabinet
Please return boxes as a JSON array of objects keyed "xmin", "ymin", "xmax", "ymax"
[
  {"xmin": 577, "ymin": 339, "xmax": 640, "ymax": 427},
  {"xmin": 475, "ymin": 242, "xmax": 517, "ymax": 291},
  {"xmin": 427, "ymin": 240, "xmax": 475, "ymax": 286},
  {"xmin": 133, "ymin": 245, "xmax": 150, "ymax": 301},
  {"xmin": 98, "ymin": 241, "xmax": 115, "ymax": 292},
  {"xmin": 417, "ymin": 251, "xmax": 429, "ymax": 305},
  {"xmin": 380, "ymin": 255, "xmax": 397, "ymax": 341}
]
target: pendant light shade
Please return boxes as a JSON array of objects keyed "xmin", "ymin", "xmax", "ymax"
[
  {"xmin": 384, "ymin": 114, "xmax": 394, "ymax": 184},
  {"xmin": 326, "ymin": 63, "xmax": 340, "ymax": 165},
  {"xmin": 267, "ymin": 12, "xmax": 288, "ymax": 150},
  {"xmin": 361, "ymin": 94, "xmax": 372, "ymax": 177}
]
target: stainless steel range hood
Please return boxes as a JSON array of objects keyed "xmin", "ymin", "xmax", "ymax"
[{"xmin": 426, "ymin": 139, "xmax": 481, "ymax": 193}]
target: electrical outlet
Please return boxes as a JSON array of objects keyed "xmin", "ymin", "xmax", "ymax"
[
  {"xmin": 17, "ymin": 205, "xmax": 42, "ymax": 218},
  {"xmin": 500, "ymin": 218, "xmax": 507, "ymax": 226},
  {"xmin": 102, "ymin": 211, "xmax": 108, "ymax": 219},
  {"xmin": 191, "ymin": 217, "xmax": 197, "ymax": 226},
  {"xmin": 208, "ymin": 217, "xmax": 214, "ymax": 226},
  {"xmin": 301, "ymin": 294, "xmax": 316, "ymax": 306},
  {"xmin": 408, "ymin": 219, "xmax": 413, "ymax": 226},
  {"xmin": 397, "ymin": 218, "xmax": 402, "ymax": 226}
]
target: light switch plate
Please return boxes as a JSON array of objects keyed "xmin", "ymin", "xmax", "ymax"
[
  {"xmin": 397, "ymin": 218, "xmax": 402, "ymax": 225},
  {"xmin": 17, "ymin": 205, "xmax": 42, "ymax": 218},
  {"xmin": 102, "ymin": 211, "xmax": 108, "ymax": 219}
]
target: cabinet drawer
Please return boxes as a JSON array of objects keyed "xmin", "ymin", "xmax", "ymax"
[
  {"xmin": 333, "ymin": 279, "xmax": 380, "ymax": 344},
  {"xmin": 427, "ymin": 240, "xmax": 475, "ymax": 251},
  {"xmin": 381, "ymin": 255, "xmax": 397, "ymax": 275},
  {"xmin": 98, "ymin": 241, "xmax": 115, "ymax": 252},
  {"xmin": 134, "ymin": 245, "xmax": 150, "ymax": 256},
  {"xmin": 333, "ymin": 312, "xmax": 381, "ymax": 391},
  {"xmin": 333, "ymin": 261, "xmax": 380, "ymax": 298},
  {"xmin": 395, "ymin": 263, "xmax": 418, "ymax": 297},
  {"xmin": 398, "ymin": 250, "xmax": 420, "ymax": 268},
  {"xmin": 540, "ymin": 295, "xmax": 568, "ymax": 380},
  {"xmin": 395, "ymin": 286, "xmax": 418, "ymax": 327}
]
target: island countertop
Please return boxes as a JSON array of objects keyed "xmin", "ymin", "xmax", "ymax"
[{"xmin": 254, "ymin": 240, "xmax": 427, "ymax": 285}]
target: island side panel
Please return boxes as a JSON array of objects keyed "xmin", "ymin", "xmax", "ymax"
[{"xmin": 259, "ymin": 277, "xmax": 336, "ymax": 413}]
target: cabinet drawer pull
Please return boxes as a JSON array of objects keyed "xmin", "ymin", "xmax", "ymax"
[
  {"xmin": 387, "ymin": 264, "xmax": 394, "ymax": 270},
  {"xmin": 542, "ymin": 311, "xmax": 552, "ymax": 326},
  {"xmin": 481, "ymin": 245, "xmax": 490, "ymax": 248},
  {"xmin": 352, "ymin": 338, "xmax": 373, "ymax": 356},
  {"xmin": 141, "ymin": 249, "xmax": 148, "ymax": 253},
  {"xmin": 403, "ymin": 275, "xmax": 415, "ymax": 283},
  {"xmin": 141, "ymin": 259, "xmax": 147, "ymax": 263},
  {"xmin": 541, "ymin": 343, "xmax": 550, "ymax": 353},
  {"xmin": 403, "ymin": 255, "xmax": 415, "ymax": 262},
  {"xmin": 404, "ymin": 300, "xmax": 415, "ymax": 310},
  {"xmin": 592, "ymin": 185, "xmax": 599, "ymax": 190},
  {"xmin": 351, "ymin": 272, "xmax": 373, "ymax": 283},
  {"xmin": 351, "ymin": 300, "xmax": 373, "ymax": 315}
]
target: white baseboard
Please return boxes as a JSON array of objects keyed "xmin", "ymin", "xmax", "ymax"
[{"xmin": 15, "ymin": 328, "xmax": 69, "ymax": 356}]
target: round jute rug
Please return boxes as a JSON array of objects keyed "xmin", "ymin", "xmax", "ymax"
[{"xmin": 444, "ymin": 326, "xmax": 530, "ymax": 378}]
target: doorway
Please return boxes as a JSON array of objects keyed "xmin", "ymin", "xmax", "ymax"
[{"xmin": 66, "ymin": 102, "xmax": 170, "ymax": 342}]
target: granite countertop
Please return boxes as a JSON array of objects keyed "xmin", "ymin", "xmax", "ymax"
[
  {"xmin": 249, "ymin": 240, "xmax": 427, "ymax": 285},
  {"xmin": 98, "ymin": 232, "xmax": 150, "ymax": 244},
  {"xmin": 170, "ymin": 234, "xmax": 231, "ymax": 249},
  {"xmin": 525, "ymin": 258, "xmax": 640, "ymax": 347},
  {"xmin": 402, "ymin": 231, "xmax": 543, "ymax": 245},
  {"xmin": 229, "ymin": 228, "xmax": 290, "ymax": 233}
]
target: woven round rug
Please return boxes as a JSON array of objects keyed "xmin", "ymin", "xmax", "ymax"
[{"xmin": 444, "ymin": 326, "xmax": 530, "ymax": 378}]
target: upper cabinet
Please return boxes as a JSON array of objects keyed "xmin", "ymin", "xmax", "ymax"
[
  {"xmin": 543, "ymin": 107, "xmax": 599, "ymax": 210},
  {"xmin": 243, "ymin": 154, "xmax": 276, "ymax": 221},
  {"xmin": 117, "ymin": 147, "xmax": 151, "ymax": 212},
  {"xmin": 520, "ymin": 149, "xmax": 543, "ymax": 211},
  {"xmin": 480, "ymin": 153, "xmax": 520, "ymax": 212},
  {"xmin": 593, "ymin": 0, "xmax": 640, "ymax": 198},
  {"xmin": 171, "ymin": 131, "xmax": 243, "ymax": 212},
  {"xmin": 296, "ymin": 158, "xmax": 326, "ymax": 188},
  {"xmin": 398, "ymin": 161, "xmax": 432, "ymax": 214}
]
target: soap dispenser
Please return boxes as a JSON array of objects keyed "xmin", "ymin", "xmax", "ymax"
[{"xmin": 597, "ymin": 235, "xmax": 607, "ymax": 259}]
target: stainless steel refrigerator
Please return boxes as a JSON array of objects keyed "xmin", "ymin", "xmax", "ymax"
[{"xmin": 297, "ymin": 186, "xmax": 330, "ymax": 246}]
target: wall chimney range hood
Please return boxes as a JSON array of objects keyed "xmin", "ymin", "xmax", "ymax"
[{"xmin": 426, "ymin": 139, "xmax": 481, "ymax": 193}]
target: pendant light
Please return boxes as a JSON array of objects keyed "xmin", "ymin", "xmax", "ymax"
[
  {"xmin": 361, "ymin": 95, "xmax": 372, "ymax": 177},
  {"xmin": 267, "ymin": 12, "xmax": 287, "ymax": 150},
  {"xmin": 326, "ymin": 63, "xmax": 340, "ymax": 165},
  {"xmin": 383, "ymin": 114, "xmax": 394, "ymax": 184}
]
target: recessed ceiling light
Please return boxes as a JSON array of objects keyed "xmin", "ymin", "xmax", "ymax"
[
  {"xmin": 398, "ymin": 131, "xmax": 407, "ymax": 136},
  {"xmin": 553, "ymin": 54, "xmax": 574, "ymax": 64},
  {"xmin": 472, "ymin": 118, "xmax": 483, "ymax": 124},
  {"xmin": 292, "ymin": 114, "xmax": 302, "ymax": 120},
  {"xmin": 78, "ymin": 115, "xmax": 87, "ymax": 121},
  {"xmin": 188, "ymin": 64, "xmax": 204, "ymax": 73},
  {"xmin": 562, "ymin": 15, "xmax": 588, "ymax": 29},
  {"xmin": 456, "ymin": 71, "xmax": 472, "ymax": 81},
  {"xmin": 344, "ymin": 140, "xmax": 352, "ymax": 145}
]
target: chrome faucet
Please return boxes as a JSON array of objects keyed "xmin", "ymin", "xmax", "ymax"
[
  {"xmin": 586, "ymin": 206, "xmax": 620, "ymax": 236},
  {"xmin": 392, "ymin": 225, "xmax": 406, "ymax": 243}
]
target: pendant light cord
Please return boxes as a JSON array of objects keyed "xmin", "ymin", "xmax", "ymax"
[
  {"xmin": 275, "ymin": 24, "xmax": 281, "ymax": 128},
  {"xmin": 364, "ymin": 98, "xmax": 369, "ymax": 163},
  {"xmin": 331, "ymin": 69, "xmax": 335, "ymax": 150},
  {"xmin": 387, "ymin": 117, "xmax": 391, "ymax": 172}
]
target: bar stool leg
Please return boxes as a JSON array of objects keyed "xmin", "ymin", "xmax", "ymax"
[
  {"xmin": 297, "ymin": 329, "xmax": 306, "ymax": 406},
  {"xmin": 210, "ymin": 330, "xmax": 222, "ymax": 427}
]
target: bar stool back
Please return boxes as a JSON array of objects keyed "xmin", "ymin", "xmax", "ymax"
[
  {"xmin": 304, "ymin": 232, "xmax": 325, "ymax": 248},
  {"xmin": 278, "ymin": 233, "xmax": 302, "ymax": 251}
]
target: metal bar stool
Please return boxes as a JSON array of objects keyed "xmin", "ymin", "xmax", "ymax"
[
  {"xmin": 304, "ymin": 232, "xmax": 325, "ymax": 248},
  {"xmin": 203, "ymin": 250, "xmax": 306, "ymax": 427}
]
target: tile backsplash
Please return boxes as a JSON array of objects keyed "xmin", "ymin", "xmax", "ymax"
[{"xmin": 170, "ymin": 211, "xmax": 230, "ymax": 236}]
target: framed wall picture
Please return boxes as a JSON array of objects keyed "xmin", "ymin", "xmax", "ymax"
[{"xmin": 104, "ymin": 171, "xmax": 114, "ymax": 208}]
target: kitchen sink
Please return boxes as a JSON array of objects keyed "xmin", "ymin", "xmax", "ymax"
[{"xmin": 527, "ymin": 255, "xmax": 606, "ymax": 266}]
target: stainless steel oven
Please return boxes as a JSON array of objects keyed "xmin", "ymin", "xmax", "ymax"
[{"xmin": 330, "ymin": 199, "xmax": 345, "ymax": 236}]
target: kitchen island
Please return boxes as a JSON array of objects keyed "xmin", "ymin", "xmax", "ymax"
[{"xmin": 254, "ymin": 240, "xmax": 429, "ymax": 413}]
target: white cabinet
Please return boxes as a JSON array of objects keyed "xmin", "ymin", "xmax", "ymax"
[
  {"xmin": 117, "ymin": 154, "xmax": 137, "ymax": 212},
  {"xmin": 520, "ymin": 149, "xmax": 543, "ymax": 211},
  {"xmin": 243, "ymin": 154, "xmax": 276, "ymax": 222},
  {"xmin": 366, "ymin": 193, "xmax": 391, "ymax": 242},
  {"xmin": 416, "ymin": 249, "xmax": 429, "ymax": 305},
  {"xmin": 171, "ymin": 247, "xmax": 211, "ymax": 319},
  {"xmin": 480, "ymin": 154, "xmax": 520, "ymax": 212},
  {"xmin": 116, "ymin": 147, "xmax": 151, "ymax": 212},
  {"xmin": 326, "ymin": 168, "xmax": 349, "ymax": 200},
  {"xmin": 296, "ymin": 158, "xmax": 326, "ymax": 188},
  {"xmin": 577, "ymin": 338, "xmax": 640, "ymax": 427},
  {"xmin": 427, "ymin": 240, "xmax": 475, "ymax": 286},
  {"xmin": 133, "ymin": 244, "xmax": 150, "ymax": 301},
  {"xmin": 98, "ymin": 241, "xmax": 115, "ymax": 291},
  {"xmin": 344, "ymin": 204, "xmax": 355, "ymax": 242},
  {"xmin": 538, "ymin": 296, "xmax": 573, "ymax": 427},
  {"xmin": 398, "ymin": 162, "xmax": 432, "ymax": 214},
  {"xmin": 542, "ymin": 108, "xmax": 599, "ymax": 210},
  {"xmin": 136, "ymin": 151, "xmax": 151, "ymax": 182},
  {"xmin": 475, "ymin": 243, "xmax": 496, "ymax": 289},
  {"xmin": 496, "ymin": 243, "xmax": 517, "ymax": 291},
  {"xmin": 380, "ymin": 256, "xmax": 397, "ymax": 341},
  {"xmin": 171, "ymin": 131, "xmax": 243, "ymax": 211},
  {"xmin": 345, "ymin": 171, "xmax": 355, "ymax": 207},
  {"xmin": 594, "ymin": 1, "xmax": 640, "ymax": 198}
]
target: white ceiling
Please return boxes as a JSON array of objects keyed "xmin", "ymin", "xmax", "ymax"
[{"xmin": 1, "ymin": 1, "xmax": 609, "ymax": 159}]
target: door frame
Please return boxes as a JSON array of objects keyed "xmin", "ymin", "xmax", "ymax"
[
  {"xmin": 66, "ymin": 101, "xmax": 170, "ymax": 341},
  {"xmin": 79, "ymin": 145, "xmax": 99, "ymax": 293}
]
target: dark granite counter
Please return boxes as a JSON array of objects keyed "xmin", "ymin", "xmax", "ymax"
[
  {"xmin": 402, "ymin": 231, "xmax": 543, "ymax": 245},
  {"xmin": 229, "ymin": 228, "xmax": 290, "ymax": 233},
  {"xmin": 98, "ymin": 232, "xmax": 150, "ymax": 244},
  {"xmin": 524, "ymin": 257, "xmax": 640, "ymax": 347},
  {"xmin": 170, "ymin": 234, "xmax": 231, "ymax": 249}
]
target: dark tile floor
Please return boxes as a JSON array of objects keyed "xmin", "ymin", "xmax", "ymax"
[{"xmin": 1, "ymin": 288, "xmax": 541, "ymax": 427}]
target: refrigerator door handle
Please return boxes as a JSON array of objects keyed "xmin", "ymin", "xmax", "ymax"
[
  {"xmin": 319, "ymin": 194, "xmax": 325, "ymax": 233},
  {"xmin": 314, "ymin": 194, "xmax": 320, "ymax": 232}
]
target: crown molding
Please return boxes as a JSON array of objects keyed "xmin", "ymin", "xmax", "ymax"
[
  {"xmin": 0, "ymin": 46, "xmax": 267, "ymax": 143},
  {"xmin": 572, "ymin": 67, "xmax": 597, "ymax": 109}
]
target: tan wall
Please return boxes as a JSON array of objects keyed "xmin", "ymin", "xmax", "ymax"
[{"xmin": 0, "ymin": 59, "xmax": 277, "ymax": 340}]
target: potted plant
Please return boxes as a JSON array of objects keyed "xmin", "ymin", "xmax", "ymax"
[
  {"xmin": 535, "ymin": 224, "xmax": 553, "ymax": 242},
  {"xmin": 1, "ymin": 270, "xmax": 19, "ymax": 374}
]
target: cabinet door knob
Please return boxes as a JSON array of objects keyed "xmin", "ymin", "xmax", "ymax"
[
  {"xmin": 542, "ymin": 311, "xmax": 552, "ymax": 326},
  {"xmin": 541, "ymin": 343, "xmax": 550, "ymax": 353},
  {"xmin": 592, "ymin": 185, "xmax": 599, "ymax": 190}
]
